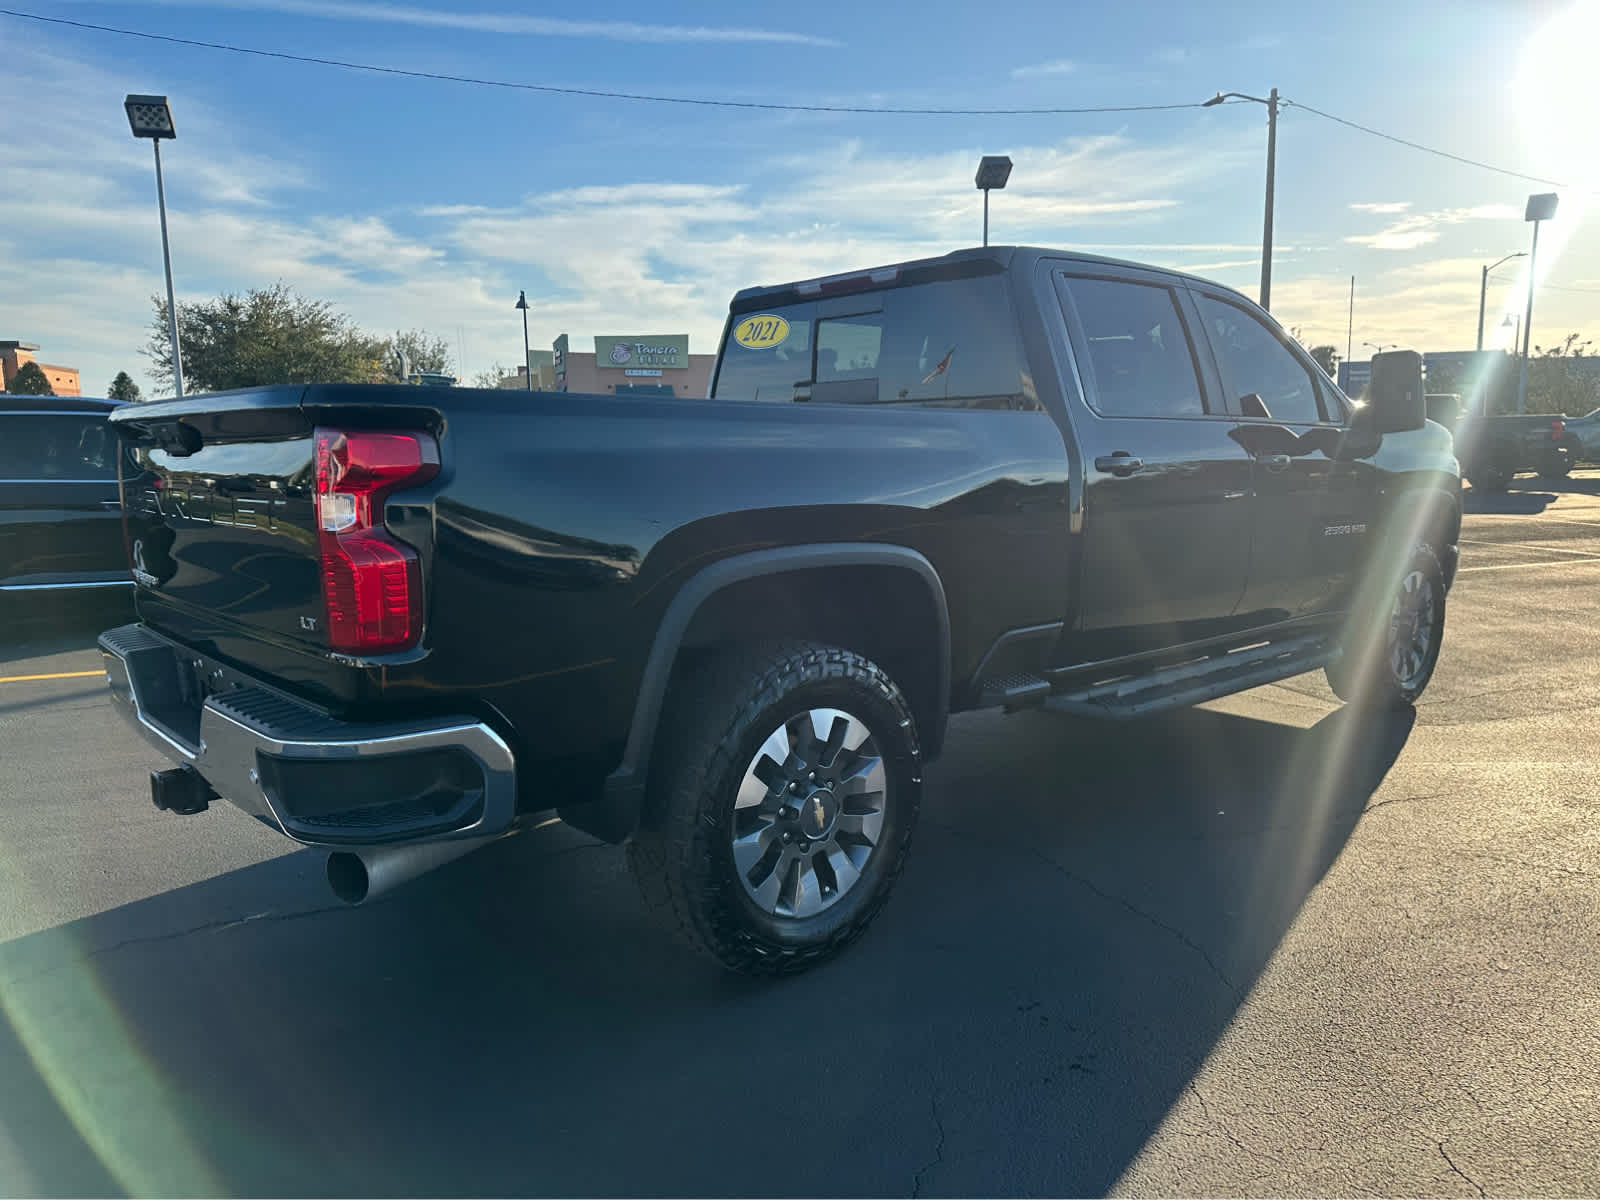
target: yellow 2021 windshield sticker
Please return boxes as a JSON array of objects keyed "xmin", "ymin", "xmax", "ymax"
[{"xmin": 734, "ymin": 314, "xmax": 790, "ymax": 349}]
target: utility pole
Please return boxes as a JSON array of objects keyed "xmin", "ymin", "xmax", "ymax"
[
  {"xmin": 1202, "ymin": 88, "xmax": 1280, "ymax": 310},
  {"xmin": 1261, "ymin": 87, "xmax": 1278, "ymax": 311},
  {"xmin": 1346, "ymin": 276, "xmax": 1355, "ymax": 366}
]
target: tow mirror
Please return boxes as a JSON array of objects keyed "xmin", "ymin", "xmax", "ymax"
[{"xmin": 1364, "ymin": 350, "xmax": 1425, "ymax": 434}]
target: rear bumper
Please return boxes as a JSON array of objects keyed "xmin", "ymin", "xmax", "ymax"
[{"xmin": 99, "ymin": 623, "xmax": 516, "ymax": 847}]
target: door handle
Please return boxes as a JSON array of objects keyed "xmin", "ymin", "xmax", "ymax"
[
  {"xmin": 1255, "ymin": 453, "xmax": 1292, "ymax": 473},
  {"xmin": 1094, "ymin": 453, "xmax": 1144, "ymax": 476}
]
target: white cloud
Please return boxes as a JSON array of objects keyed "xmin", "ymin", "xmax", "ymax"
[
  {"xmin": 1010, "ymin": 58, "xmax": 1077, "ymax": 80},
  {"xmin": 98, "ymin": 0, "xmax": 840, "ymax": 44},
  {"xmin": 1347, "ymin": 203, "xmax": 1525, "ymax": 251}
]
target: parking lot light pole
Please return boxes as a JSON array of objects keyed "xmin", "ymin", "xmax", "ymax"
[
  {"xmin": 515, "ymin": 290, "xmax": 532, "ymax": 391},
  {"xmin": 1517, "ymin": 193, "xmax": 1559, "ymax": 414},
  {"xmin": 975, "ymin": 156, "xmax": 1012, "ymax": 248},
  {"xmin": 1477, "ymin": 252, "xmax": 1527, "ymax": 352},
  {"xmin": 1203, "ymin": 88, "xmax": 1280, "ymax": 311},
  {"xmin": 125, "ymin": 94, "xmax": 183, "ymax": 398}
]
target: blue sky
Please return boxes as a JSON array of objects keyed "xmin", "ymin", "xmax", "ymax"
[{"xmin": 3, "ymin": 0, "xmax": 1598, "ymax": 396}]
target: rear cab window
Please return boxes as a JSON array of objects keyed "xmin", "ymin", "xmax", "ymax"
[{"xmin": 713, "ymin": 273, "xmax": 1038, "ymax": 411}]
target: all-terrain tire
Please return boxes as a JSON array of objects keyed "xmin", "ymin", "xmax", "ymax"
[
  {"xmin": 1326, "ymin": 542, "xmax": 1447, "ymax": 708},
  {"xmin": 626, "ymin": 640, "xmax": 921, "ymax": 976}
]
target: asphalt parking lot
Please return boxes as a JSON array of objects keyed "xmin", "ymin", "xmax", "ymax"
[{"xmin": 3, "ymin": 475, "xmax": 1599, "ymax": 1198}]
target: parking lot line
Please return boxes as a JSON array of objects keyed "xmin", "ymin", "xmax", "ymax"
[
  {"xmin": 1460, "ymin": 538, "xmax": 1600, "ymax": 557},
  {"xmin": 0, "ymin": 669, "xmax": 105, "ymax": 685},
  {"xmin": 1458, "ymin": 557, "xmax": 1600, "ymax": 573}
]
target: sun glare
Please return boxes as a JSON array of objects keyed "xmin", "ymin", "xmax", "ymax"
[{"xmin": 1502, "ymin": 0, "xmax": 1599, "ymax": 336}]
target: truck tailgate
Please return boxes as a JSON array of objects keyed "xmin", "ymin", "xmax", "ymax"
[{"xmin": 112, "ymin": 389, "xmax": 441, "ymax": 664}]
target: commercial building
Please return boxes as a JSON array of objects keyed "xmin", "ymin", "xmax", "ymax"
[
  {"xmin": 498, "ymin": 350, "xmax": 556, "ymax": 390},
  {"xmin": 1, "ymin": 340, "xmax": 81, "ymax": 396},
  {"xmin": 553, "ymin": 333, "xmax": 714, "ymax": 398}
]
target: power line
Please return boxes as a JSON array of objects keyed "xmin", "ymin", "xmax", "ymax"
[
  {"xmin": 1285, "ymin": 99, "xmax": 1569, "ymax": 189},
  {"xmin": 0, "ymin": 8, "xmax": 1213, "ymax": 115},
  {"xmin": 3, "ymin": 4, "xmax": 1586, "ymax": 192}
]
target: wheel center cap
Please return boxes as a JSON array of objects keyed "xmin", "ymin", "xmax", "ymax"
[{"xmin": 801, "ymin": 787, "xmax": 838, "ymax": 840}]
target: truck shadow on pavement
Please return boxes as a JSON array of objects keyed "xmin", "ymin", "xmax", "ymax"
[
  {"xmin": 1463, "ymin": 471, "xmax": 1600, "ymax": 514},
  {"xmin": 0, "ymin": 700, "xmax": 1413, "ymax": 1198}
]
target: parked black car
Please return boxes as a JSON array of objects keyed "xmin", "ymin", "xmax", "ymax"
[
  {"xmin": 99, "ymin": 246, "xmax": 1460, "ymax": 974},
  {"xmin": 1, "ymin": 395, "xmax": 140, "ymax": 603}
]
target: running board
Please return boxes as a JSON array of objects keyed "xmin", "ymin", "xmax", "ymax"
[{"xmin": 1043, "ymin": 633, "xmax": 1339, "ymax": 721}]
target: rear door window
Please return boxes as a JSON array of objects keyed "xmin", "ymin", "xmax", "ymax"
[
  {"xmin": 0, "ymin": 414, "xmax": 121, "ymax": 480},
  {"xmin": 712, "ymin": 275, "xmax": 1037, "ymax": 410},
  {"xmin": 1058, "ymin": 276, "xmax": 1208, "ymax": 418}
]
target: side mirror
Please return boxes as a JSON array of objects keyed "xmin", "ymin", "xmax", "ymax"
[{"xmin": 1367, "ymin": 350, "xmax": 1425, "ymax": 434}]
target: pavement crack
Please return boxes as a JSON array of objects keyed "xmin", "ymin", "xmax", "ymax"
[
  {"xmin": 925, "ymin": 815, "xmax": 1239, "ymax": 994},
  {"xmin": 1439, "ymin": 1142, "xmax": 1485, "ymax": 1197},
  {"xmin": 0, "ymin": 903, "xmax": 350, "ymax": 989},
  {"xmin": 1364, "ymin": 792, "xmax": 1447, "ymax": 813},
  {"xmin": 910, "ymin": 1087, "xmax": 947, "ymax": 1199}
]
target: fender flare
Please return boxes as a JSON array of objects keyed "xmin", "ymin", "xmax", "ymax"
[{"xmin": 582, "ymin": 544, "xmax": 950, "ymax": 842}]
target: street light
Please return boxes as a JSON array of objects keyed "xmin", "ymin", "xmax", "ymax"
[
  {"xmin": 975, "ymin": 156, "xmax": 1012, "ymax": 248},
  {"xmin": 1204, "ymin": 88, "xmax": 1279, "ymax": 308},
  {"xmin": 125, "ymin": 94, "xmax": 183, "ymax": 398},
  {"xmin": 515, "ymin": 290, "xmax": 532, "ymax": 392},
  {"xmin": 1516, "ymin": 192, "xmax": 1559, "ymax": 413},
  {"xmin": 1363, "ymin": 341, "xmax": 1394, "ymax": 355},
  {"xmin": 1203, "ymin": 87, "xmax": 1280, "ymax": 310},
  {"xmin": 1477, "ymin": 252, "xmax": 1527, "ymax": 352}
]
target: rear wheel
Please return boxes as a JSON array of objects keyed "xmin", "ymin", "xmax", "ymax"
[
  {"xmin": 627, "ymin": 640, "xmax": 921, "ymax": 975},
  {"xmin": 1540, "ymin": 439, "xmax": 1579, "ymax": 479},
  {"xmin": 1327, "ymin": 542, "xmax": 1447, "ymax": 708}
]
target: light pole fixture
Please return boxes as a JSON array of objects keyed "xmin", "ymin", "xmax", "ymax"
[
  {"xmin": 1516, "ymin": 192, "xmax": 1559, "ymax": 413},
  {"xmin": 1363, "ymin": 341, "xmax": 1394, "ymax": 355},
  {"xmin": 1477, "ymin": 252, "xmax": 1527, "ymax": 352},
  {"xmin": 515, "ymin": 289, "xmax": 532, "ymax": 392},
  {"xmin": 125, "ymin": 94, "xmax": 184, "ymax": 398},
  {"xmin": 1203, "ymin": 88, "xmax": 1281, "ymax": 311},
  {"xmin": 975, "ymin": 155, "xmax": 1012, "ymax": 248}
]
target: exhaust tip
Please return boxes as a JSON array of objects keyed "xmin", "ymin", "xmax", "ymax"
[{"xmin": 327, "ymin": 851, "xmax": 371, "ymax": 905}]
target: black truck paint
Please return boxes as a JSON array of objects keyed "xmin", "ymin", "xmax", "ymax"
[{"xmin": 100, "ymin": 246, "xmax": 1461, "ymax": 972}]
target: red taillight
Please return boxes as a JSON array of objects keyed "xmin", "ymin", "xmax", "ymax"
[
  {"xmin": 314, "ymin": 428, "xmax": 439, "ymax": 653},
  {"xmin": 1553, "ymin": 419, "xmax": 1567, "ymax": 441}
]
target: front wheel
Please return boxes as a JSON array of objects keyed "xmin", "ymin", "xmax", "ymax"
[
  {"xmin": 1327, "ymin": 542, "xmax": 1447, "ymax": 708},
  {"xmin": 1468, "ymin": 464, "xmax": 1511, "ymax": 492},
  {"xmin": 627, "ymin": 640, "xmax": 921, "ymax": 975}
]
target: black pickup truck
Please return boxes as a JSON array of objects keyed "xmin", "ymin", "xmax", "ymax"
[{"xmin": 99, "ymin": 246, "xmax": 1460, "ymax": 974}]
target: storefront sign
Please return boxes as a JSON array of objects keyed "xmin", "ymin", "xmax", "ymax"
[
  {"xmin": 595, "ymin": 335, "xmax": 688, "ymax": 370},
  {"xmin": 624, "ymin": 368, "xmax": 664, "ymax": 377}
]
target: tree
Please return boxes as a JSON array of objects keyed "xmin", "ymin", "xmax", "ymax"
[
  {"xmin": 108, "ymin": 371, "xmax": 142, "ymax": 403},
  {"xmin": 1308, "ymin": 345, "xmax": 1340, "ymax": 378},
  {"xmin": 7, "ymin": 361, "xmax": 54, "ymax": 395},
  {"xmin": 382, "ymin": 329, "xmax": 454, "ymax": 382},
  {"xmin": 1524, "ymin": 333, "xmax": 1600, "ymax": 416},
  {"xmin": 472, "ymin": 362, "xmax": 514, "ymax": 389},
  {"xmin": 145, "ymin": 282, "xmax": 389, "ymax": 394}
]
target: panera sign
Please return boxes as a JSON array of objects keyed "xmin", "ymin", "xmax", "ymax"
[{"xmin": 595, "ymin": 335, "xmax": 688, "ymax": 370}]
